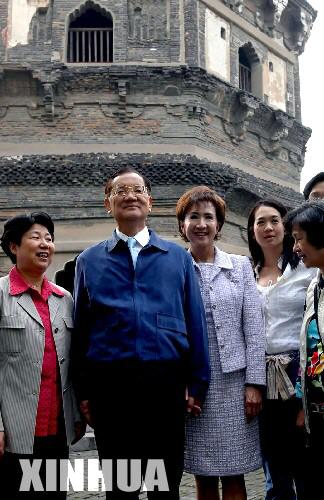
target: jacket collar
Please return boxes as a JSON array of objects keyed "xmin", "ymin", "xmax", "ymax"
[
  {"xmin": 116, "ymin": 226, "xmax": 150, "ymax": 248},
  {"xmin": 255, "ymin": 256, "xmax": 284, "ymax": 279},
  {"xmin": 192, "ymin": 247, "xmax": 234, "ymax": 283},
  {"xmin": 192, "ymin": 247, "xmax": 233, "ymax": 271},
  {"xmin": 213, "ymin": 248, "xmax": 233, "ymax": 270},
  {"xmin": 9, "ymin": 267, "xmax": 64, "ymax": 327},
  {"xmin": 317, "ymin": 269, "xmax": 324, "ymax": 289},
  {"xmin": 107, "ymin": 229, "xmax": 168, "ymax": 253},
  {"xmin": 9, "ymin": 266, "xmax": 64, "ymax": 299}
]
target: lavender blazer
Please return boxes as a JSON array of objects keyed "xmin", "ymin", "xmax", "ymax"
[{"xmin": 193, "ymin": 248, "xmax": 266, "ymax": 385}]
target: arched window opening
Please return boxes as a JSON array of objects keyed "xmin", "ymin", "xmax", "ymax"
[
  {"xmin": 67, "ymin": 6, "xmax": 113, "ymax": 63},
  {"xmin": 238, "ymin": 44, "xmax": 263, "ymax": 99},
  {"xmin": 239, "ymin": 47, "xmax": 251, "ymax": 92}
]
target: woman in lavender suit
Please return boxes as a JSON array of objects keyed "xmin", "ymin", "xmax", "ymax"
[{"xmin": 176, "ymin": 186, "xmax": 265, "ymax": 500}]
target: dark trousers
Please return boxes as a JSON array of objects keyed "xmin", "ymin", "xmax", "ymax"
[
  {"xmin": 304, "ymin": 411, "xmax": 324, "ymax": 498},
  {"xmin": 89, "ymin": 360, "xmax": 187, "ymax": 500},
  {"xmin": 260, "ymin": 398, "xmax": 307, "ymax": 500},
  {"xmin": 0, "ymin": 435, "xmax": 68, "ymax": 500}
]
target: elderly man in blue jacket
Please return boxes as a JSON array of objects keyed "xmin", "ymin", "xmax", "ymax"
[{"xmin": 73, "ymin": 167, "xmax": 210, "ymax": 499}]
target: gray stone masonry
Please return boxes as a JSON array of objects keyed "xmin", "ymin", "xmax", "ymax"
[
  {"xmin": 0, "ymin": 65, "xmax": 311, "ymax": 187},
  {"xmin": 0, "ymin": 0, "xmax": 316, "ymax": 260}
]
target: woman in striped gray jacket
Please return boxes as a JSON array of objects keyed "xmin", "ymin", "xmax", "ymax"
[{"xmin": 0, "ymin": 212, "xmax": 84, "ymax": 499}]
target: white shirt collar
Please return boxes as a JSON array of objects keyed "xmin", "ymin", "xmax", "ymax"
[
  {"xmin": 255, "ymin": 256, "xmax": 283, "ymax": 280},
  {"xmin": 213, "ymin": 247, "xmax": 233, "ymax": 270},
  {"xmin": 116, "ymin": 226, "xmax": 150, "ymax": 248}
]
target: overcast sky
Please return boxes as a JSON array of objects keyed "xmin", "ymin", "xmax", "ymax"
[{"xmin": 300, "ymin": 0, "xmax": 324, "ymax": 189}]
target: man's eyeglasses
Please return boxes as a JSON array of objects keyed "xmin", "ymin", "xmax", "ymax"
[{"xmin": 110, "ymin": 185, "xmax": 149, "ymax": 197}]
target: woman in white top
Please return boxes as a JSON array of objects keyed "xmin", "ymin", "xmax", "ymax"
[{"xmin": 247, "ymin": 199, "xmax": 316, "ymax": 500}]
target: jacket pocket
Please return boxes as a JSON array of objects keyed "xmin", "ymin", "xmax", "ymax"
[
  {"xmin": 157, "ymin": 313, "xmax": 186, "ymax": 333},
  {"xmin": 156, "ymin": 313, "xmax": 188, "ymax": 358},
  {"xmin": 63, "ymin": 317, "xmax": 74, "ymax": 329},
  {"xmin": 0, "ymin": 316, "xmax": 25, "ymax": 353},
  {"xmin": 55, "ymin": 317, "xmax": 73, "ymax": 359},
  {"xmin": 63, "ymin": 384, "xmax": 72, "ymax": 394}
]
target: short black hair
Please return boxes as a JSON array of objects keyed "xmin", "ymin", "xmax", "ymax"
[
  {"xmin": 104, "ymin": 167, "xmax": 152, "ymax": 197},
  {"xmin": 0, "ymin": 212, "xmax": 54, "ymax": 263},
  {"xmin": 303, "ymin": 172, "xmax": 324, "ymax": 200},
  {"xmin": 284, "ymin": 201, "xmax": 324, "ymax": 249}
]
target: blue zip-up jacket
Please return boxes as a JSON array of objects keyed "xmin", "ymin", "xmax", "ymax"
[{"xmin": 73, "ymin": 230, "xmax": 210, "ymax": 401}]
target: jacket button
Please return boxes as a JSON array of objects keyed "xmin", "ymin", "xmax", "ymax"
[
  {"xmin": 212, "ymin": 305, "xmax": 216, "ymax": 310},
  {"xmin": 54, "ymin": 327, "xmax": 59, "ymax": 334},
  {"xmin": 60, "ymin": 358, "xmax": 65, "ymax": 364}
]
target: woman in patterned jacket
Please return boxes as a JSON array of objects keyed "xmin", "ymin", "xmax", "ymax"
[
  {"xmin": 176, "ymin": 186, "xmax": 266, "ymax": 500},
  {"xmin": 284, "ymin": 200, "xmax": 324, "ymax": 499}
]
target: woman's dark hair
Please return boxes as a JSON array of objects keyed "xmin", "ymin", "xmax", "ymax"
[
  {"xmin": 176, "ymin": 186, "xmax": 226, "ymax": 241},
  {"xmin": 284, "ymin": 201, "xmax": 324, "ymax": 249},
  {"xmin": 303, "ymin": 172, "xmax": 324, "ymax": 200},
  {"xmin": 0, "ymin": 212, "xmax": 54, "ymax": 264},
  {"xmin": 247, "ymin": 199, "xmax": 299, "ymax": 271}
]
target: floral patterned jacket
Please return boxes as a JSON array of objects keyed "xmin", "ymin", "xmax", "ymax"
[{"xmin": 298, "ymin": 270, "xmax": 324, "ymax": 433}]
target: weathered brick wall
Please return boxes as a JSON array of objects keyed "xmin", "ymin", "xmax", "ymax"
[
  {"xmin": 0, "ymin": 151, "xmax": 303, "ymax": 269},
  {"xmin": 197, "ymin": 1, "xmax": 307, "ymax": 120},
  {"xmin": 230, "ymin": 24, "xmax": 297, "ymax": 118},
  {"xmin": 0, "ymin": 0, "xmax": 305, "ymax": 121},
  {"xmin": 0, "ymin": 152, "xmax": 303, "ymax": 219},
  {"xmin": 3, "ymin": 0, "xmax": 183, "ymax": 65},
  {"xmin": 231, "ymin": 24, "xmax": 266, "ymax": 88},
  {"xmin": 293, "ymin": 58, "xmax": 302, "ymax": 122},
  {"xmin": 0, "ymin": 65, "xmax": 309, "ymax": 186},
  {"xmin": 169, "ymin": 0, "xmax": 182, "ymax": 62},
  {"xmin": 0, "ymin": 0, "xmax": 314, "ymax": 205},
  {"xmin": 198, "ymin": 1, "xmax": 206, "ymax": 69},
  {"xmin": 51, "ymin": 0, "xmax": 127, "ymax": 63},
  {"xmin": 184, "ymin": 0, "xmax": 199, "ymax": 65},
  {"xmin": 241, "ymin": 0, "xmax": 257, "ymax": 27},
  {"xmin": 286, "ymin": 61, "xmax": 296, "ymax": 117},
  {"xmin": 0, "ymin": 0, "xmax": 8, "ymax": 60}
]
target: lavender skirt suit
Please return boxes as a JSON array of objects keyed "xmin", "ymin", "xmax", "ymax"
[{"xmin": 184, "ymin": 249, "xmax": 266, "ymax": 476}]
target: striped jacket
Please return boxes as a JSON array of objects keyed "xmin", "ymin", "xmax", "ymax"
[{"xmin": 0, "ymin": 274, "xmax": 80, "ymax": 453}]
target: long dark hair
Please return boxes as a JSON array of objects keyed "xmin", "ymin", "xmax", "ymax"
[{"xmin": 247, "ymin": 199, "xmax": 299, "ymax": 272}]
